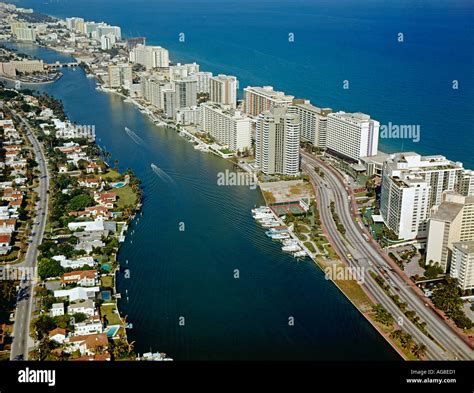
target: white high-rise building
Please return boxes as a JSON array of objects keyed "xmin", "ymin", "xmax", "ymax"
[
  {"xmin": 15, "ymin": 27, "xmax": 36, "ymax": 42},
  {"xmin": 176, "ymin": 106, "xmax": 202, "ymax": 126},
  {"xmin": 174, "ymin": 78, "xmax": 197, "ymax": 114},
  {"xmin": 201, "ymin": 103, "xmax": 252, "ymax": 152},
  {"xmin": 10, "ymin": 22, "xmax": 28, "ymax": 36},
  {"xmin": 450, "ymin": 241, "xmax": 474, "ymax": 291},
  {"xmin": 255, "ymin": 107, "xmax": 300, "ymax": 177},
  {"xmin": 169, "ymin": 63, "xmax": 200, "ymax": 80},
  {"xmin": 66, "ymin": 17, "xmax": 84, "ymax": 31},
  {"xmin": 129, "ymin": 45, "xmax": 169, "ymax": 70},
  {"xmin": 100, "ymin": 34, "xmax": 116, "ymax": 50},
  {"xmin": 380, "ymin": 152, "xmax": 465, "ymax": 240},
  {"xmin": 141, "ymin": 76, "xmax": 168, "ymax": 109},
  {"xmin": 288, "ymin": 100, "xmax": 332, "ymax": 148},
  {"xmin": 426, "ymin": 192, "xmax": 474, "ymax": 272},
  {"xmin": 209, "ymin": 74, "xmax": 238, "ymax": 108},
  {"xmin": 108, "ymin": 64, "xmax": 132, "ymax": 89},
  {"xmin": 326, "ymin": 112, "xmax": 379, "ymax": 162},
  {"xmin": 195, "ymin": 71, "xmax": 213, "ymax": 94},
  {"xmin": 459, "ymin": 169, "xmax": 474, "ymax": 197},
  {"xmin": 97, "ymin": 25, "xmax": 121, "ymax": 40},
  {"xmin": 244, "ymin": 86, "xmax": 294, "ymax": 117}
]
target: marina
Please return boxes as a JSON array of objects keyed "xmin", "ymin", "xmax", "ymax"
[{"xmin": 253, "ymin": 206, "xmax": 306, "ymax": 259}]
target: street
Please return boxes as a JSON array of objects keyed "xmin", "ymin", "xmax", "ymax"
[
  {"xmin": 8, "ymin": 108, "xmax": 50, "ymax": 361},
  {"xmin": 301, "ymin": 151, "xmax": 473, "ymax": 360}
]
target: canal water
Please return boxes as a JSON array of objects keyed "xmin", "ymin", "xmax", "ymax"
[{"xmin": 4, "ymin": 42, "xmax": 399, "ymax": 360}]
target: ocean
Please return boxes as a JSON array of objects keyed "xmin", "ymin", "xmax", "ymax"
[{"xmin": 5, "ymin": 0, "xmax": 473, "ymax": 360}]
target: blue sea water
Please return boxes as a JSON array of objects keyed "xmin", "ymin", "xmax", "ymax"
[
  {"xmin": 5, "ymin": 0, "xmax": 473, "ymax": 360},
  {"xmin": 14, "ymin": 0, "xmax": 474, "ymax": 168}
]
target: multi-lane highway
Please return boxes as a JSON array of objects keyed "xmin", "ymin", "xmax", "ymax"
[
  {"xmin": 8, "ymin": 108, "xmax": 50, "ymax": 361},
  {"xmin": 301, "ymin": 151, "xmax": 473, "ymax": 360}
]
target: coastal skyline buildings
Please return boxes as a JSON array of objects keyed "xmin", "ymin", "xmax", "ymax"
[
  {"xmin": 288, "ymin": 99, "xmax": 332, "ymax": 149},
  {"xmin": 129, "ymin": 44, "xmax": 169, "ymax": 70},
  {"xmin": 255, "ymin": 107, "xmax": 300, "ymax": 177},
  {"xmin": 380, "ymin": 152, "xmax": 464, "ymax": 240},
  {"xmin": 326, "ymin": 111, "xmax": 379, "ymax": 162},
  {"xmin": 108, "ymin": 64, "xmax": 133, "ymax": 89},
  {"xmin": 201, "ymin": 103, "xmax": 252, "ymax": 152},
  {"xmin": 450, "ymin": 241, "xmax": 474, "ymax": 291},
  {"xmin": 209, "ymin": 74, "xmax": 238, "ymax": 109},
  {"xmin": 425, "ymin": 192, "xmax": 474, "ymax": 272},
  {"xmin": 244, "ymin": 86, "xmax": 294, "ymax": 117}
]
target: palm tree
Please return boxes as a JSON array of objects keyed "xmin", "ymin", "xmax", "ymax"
[
  {"xmin": 412, "ymin": 343, "xmax": 427, "ymax": 359},
  {"xmin": 390, "ymin": 329, "xmax": 403, "ymax": 341}
]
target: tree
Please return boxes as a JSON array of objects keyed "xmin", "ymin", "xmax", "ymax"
[
  {"xmin": 412, "ymin": 343, "xmax": 427, "ymax": 359},
  {"xmin": 38, "ymin": 257, "xmax": 64, "ymax": 279},
  {"xmin": 67, "ymin": 193, "xmax": 94, "ymax": 212}
]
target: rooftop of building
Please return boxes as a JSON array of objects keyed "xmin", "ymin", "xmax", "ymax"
[
  {"xmin": 431, "ymin": 201, "xmax": 464, "ymax": 222},
  {"xmin": 453, "ymin": 241, "xmax": 474, "ymax": 254}
]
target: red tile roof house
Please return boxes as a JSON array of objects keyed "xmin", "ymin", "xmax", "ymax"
[
  {"xmin": 0, "ymin": 218, "xmax": 16, "ymax": 233},
  {"xmin": 48, "ymin": 328, "xmax": 67, "ymax": 344},
  {"xmin": 85, "ymin": 206, "xmax": 110, "ymax": 219},
  {"xmin": 94, "ymin": 192, "xmax": 117, "ymax": 209},
  {"xmin": 2, "ymin": 188, "xmax": 23, "ymax": 202},
  {"xmin": 61, "ymin": 270, "xmax": 98, "ymax": 287},
  {"xmin": 0, "ymin": 234, "xmax": 12, "ymax": 254},
  {"xmin": 86, "ymin": 162, "xmax": 103, "ymax": 174},
  {"xmin": 67, "ymin": 333, "xmax": 109, "ymax": 356},
  {"xmin": 78, "ymin": 176, "xmax": 102, "ymax": 189}
]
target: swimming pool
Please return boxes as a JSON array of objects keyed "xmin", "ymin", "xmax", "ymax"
[
  {"xmin": 111, "ymin": 181, "xmax": 126, "ymax": 188},
  {"xmin": 105, "ymin": 325, "xmax": 120, "ymax": 338}
]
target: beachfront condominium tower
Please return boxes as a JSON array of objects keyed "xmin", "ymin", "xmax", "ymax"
[
  {"xmin": 458, "ymin": 170, "xmax": 474, "ymax": 197},
  {"xmin": 288, "ymin": 99, "xmax": 332, "ymax": 149},
  {"xmin": 195, "ymin": 71, "xmax": 213, "ymax": 94},
  {"xmin": 129, "ymin": 44, "xmax": 170, "ymax": 70},
  {"xmin": 209, "ymin": 74, "xmax": 238, "ymax": 108},
  {"xmin": 10, "ymin": 22, "xmax": 27, "ymax": 36},
  {"xmin": 201, "ymin": 103, "xmax": 252, "ymax": 152},
  {"xmin": 108, "ymin": 64, "xmax": 133, "ymax": 89},
  {"xmin": 174, "ymin": 78, "xmax": 198, "ymax": 111},
  {"xmin": 255, "ymin": 107, "xmax": 300, "ymax": 177},
  {"xmin": 326, "ymin": 111, "xmax": 379, "ymax": 162},
  {"xmin": 450, "ymin": 241, "xmax": 474, "ymax": 291},
  {"xmin": 141, "ymin": 76, "xmax": 168, "ymax": 108},
  {"xmin": 244, "ymin": 86, "xmax": 294, "ymax": 117},
  {"xmin": 380, "ymin": 152, "xmax": 465, "ymax": 240},
  {"xmin": 425, "ymin": 192, "xmax": 474, "ymax": 272},
  {"xmin": 15, "ymin": 27, "xmax": 36, "ymax": 42},
  {"xmin": 169, "ymin": 63, "xmax": 200, "ymax": 80}
]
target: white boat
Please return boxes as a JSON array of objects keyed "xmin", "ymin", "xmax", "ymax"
[
  {"xmin": 261, "ymin": 221, "xmax": 280, "ymax": 228},
  {"xmin": 293, "ymin": 251, "xmax": 307, "ymax": 258},
  {"xmin": 252, "ymin": 206, "xmax": 271, "ymax": 214},
  {"xmin": 282, "ymin": 244, "xmax": 302, "ymax": 252},
  {"xmin": 271, "ymin": 233, "xmax": 290, "ymax": 240},
  {"xmin": 282, "ymin": 239, "xmax": 298, "ymax": 246}
]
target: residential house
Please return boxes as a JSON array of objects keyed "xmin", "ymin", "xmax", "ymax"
[
  {"xmin": 50, "ymin": 302, "xmax": 65, "ymax": 317},
  {"xmin": 48, "ymin": 328, "xmax": 67, "ymax": 344}
]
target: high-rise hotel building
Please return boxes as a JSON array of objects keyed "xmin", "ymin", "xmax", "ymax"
[
  {"xmin": 450, "ymin": 241, "xmax": 474, "ymax": 291},
  {"xmin": 326, "ymin": 112, "xmax": 379, "ymax": 162},
  {"xmin": 243, "ymin": 86, "xmax": 294, "ymax": 117},
  {"xmin": 201, "ymin": 103, "xmax": 252, "ymax": 152},
  {"xmin": 108, "ymin": 64, "xmax": 132, "ymax": 89},
  {"xmin": 210, "ymin": 74, "xmax": 238, "ymax": 108},
  {"xmin": 255, "ymin": 107, "xmax": 300, "ymax": 177},
  {"xmin": 129, "ymin": 45, "xmax": 169, "ymax": 70},
  {"xmin": 288, "ymin": 99, "xmax": 332, "ymax": 149},
  {"xmin": 425, "ymin": 192, "xmax": 474, "ymax": 272},
  {"xmin": 380, "ymin": 152, "xmax": 464, "ymax": 240}
]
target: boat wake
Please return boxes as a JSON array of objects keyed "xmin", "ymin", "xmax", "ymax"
[
  {"xmin": 125, "ymin": 126, "xmax": 144, "ymax": 145},
  {"xmin": 151, "ymin": 163, "xmax": 174, "ymax": 184}
]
